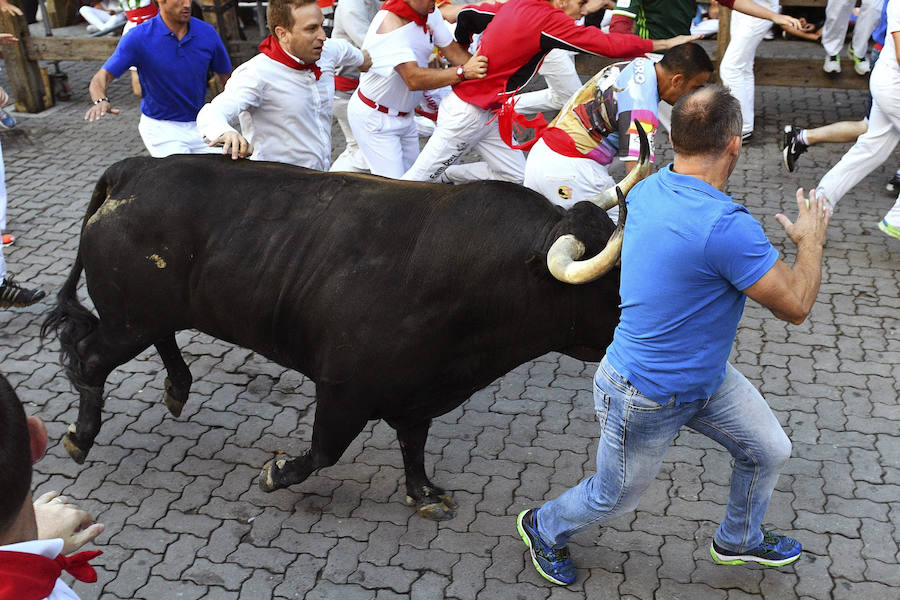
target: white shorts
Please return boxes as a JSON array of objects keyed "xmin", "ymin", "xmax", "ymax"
[
  {"xmin": 523, "ymin": 138, "xmax": 615, "ymax": 210},
  {"xmin": 138, "ymin": 114, "xmax": 219, "ymax": 158}
]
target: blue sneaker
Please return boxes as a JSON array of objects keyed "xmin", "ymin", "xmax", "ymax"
[
  {"xmin": 0, "ymin": 108, "xmax": 15, "ymax": 129},
  {"xmin": 710, "ymin": 529, "xmax": 802, "ymax": 567},
  {"xmin": 516, "ymin": 509, "xmax": 576, "ymax": 585}
]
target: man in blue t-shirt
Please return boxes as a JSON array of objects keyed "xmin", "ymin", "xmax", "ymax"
[
  {"xmin": 84, "ymin": 0, "xmax": 232, "ymax": 157},
  {"xmin": 516, "ymin": 86, "xmax": 831, "ymax": 587}
]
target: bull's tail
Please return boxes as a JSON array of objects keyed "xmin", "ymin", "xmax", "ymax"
[{"xmin": 40, "ymin": 173, "xmax": 110, "ymax": 389}]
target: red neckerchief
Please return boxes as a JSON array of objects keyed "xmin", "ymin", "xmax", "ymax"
[
  {"xmin": 0, "ymin": 550, "xmax": 102, "ymax": 600},
  {"xmin": 258, "ymin": 35, "xmax": 322, "ymax": 80},
  {"xmin": 382, "ymin": 0, "xmax": 429, "ymax": 32}
]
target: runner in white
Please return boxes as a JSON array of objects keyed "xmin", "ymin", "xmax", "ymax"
[
  {"xmin": 816, "ymin": 0, "xmax": 900, "ymax": 240},
  {"xmin": 347, "ymin": 0, "xmax": 487, "ymax": 178},
  {"xmin": 329, "ymin": 0, "xmax": 381, "ymax": 172},
  {"xmin": 197, "ymin": 0, "xmax": 370, "ymax": 168}
]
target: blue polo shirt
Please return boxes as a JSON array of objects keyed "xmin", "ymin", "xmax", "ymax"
[
  {"xmin": 605, "ymin": 165, "xmax": 779, "ymax": 404},
  {"xmin": 103, "ymin": 15, "xmax": 232, "ymax": 122}
]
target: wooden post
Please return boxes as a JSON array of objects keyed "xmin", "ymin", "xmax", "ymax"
[
  {"xmin": 0, "ymin": 9, "xmax": 50, "ymax": 113},
  {"xmin": 196, "ymin": 0, "xmax": 256, "ymax": 66},
  {"xmin": 716, "ymin": 6, "xmax": 731, "ymax": 62},
  {"xmin": 45, "ymin": 0, "xmax": 78, "ymax": 28}
]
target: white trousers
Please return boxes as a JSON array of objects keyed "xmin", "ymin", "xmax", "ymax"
[
  {"xmin": 79, "ymin": 6, "xmax": 126, "ymax": 30},
  {"xmin": 523, "ymin": 138, "xmax": 614, "ymax": 209},
  {"xmin": 330, "ymin": 92, "xmax": 370, "ymax": 173},
  {"xmin": 347, "ymin": 92, "xmax": 419, "ymax": 178},
  {"xmin": 718, "ymin": 0, "xmax": 780, "ymax": 135},
  {"xmin": 821, "ymin": 0, "xmax": 885, "ymax": 58},
  {"xmin": 513, "ymin": 49, "xmax": 581, "ymax": 115},
  {"xmin": 402, "ymin": 91, "xmax": 525, "ymax": 184},
  {"xmin": 138, "ymin": 114, "xmax": 219, "ymax": 158},
  {"xmin": 817, "ymin": 74, "xmax": 900, "ymax": 225}
]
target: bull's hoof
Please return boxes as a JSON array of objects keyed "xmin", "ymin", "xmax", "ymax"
[
  {"xmin": 258, "ymin": 458, "xmax": 288, "ymax": 493},
  {"xmin": 63, "ymin": 427, "xmax": 88, "ymax": 465},
  {"xmin": 406, "ymin": 494, "xmax": 458, "ymax": 521},
  {"xmin": 164, "ymin": 377, "xmax": 185, "ymax": 417}
]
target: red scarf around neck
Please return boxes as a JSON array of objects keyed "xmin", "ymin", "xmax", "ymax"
[
  {"xmin": 259, "ymin": 35, "xmax": 322, "ymax": 80},
  {"xmin": 382, "ymin": 0, "xmax": 429, "ymax": 32},
  {"xmin": 0, "ymin": 549, "xmax": 102, "ymax": 600}
]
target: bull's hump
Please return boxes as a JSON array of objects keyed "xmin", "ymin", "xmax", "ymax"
[{"xmin": 85, "ymin": 195, "xmax": 137, "ymax": 229}]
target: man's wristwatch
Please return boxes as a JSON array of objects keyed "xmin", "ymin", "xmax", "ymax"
[{"xmin": 456, "ymin": 65, "xmax": 466, "ymax": 81}]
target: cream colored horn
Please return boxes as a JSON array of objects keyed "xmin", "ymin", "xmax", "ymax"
[
  {"xmin": 584, "ymin": 120, "xmax": 652, "ymax": 210},
  {"xmin": 547, "ymin": 187, "xmax": 627, "ymax": 284}
]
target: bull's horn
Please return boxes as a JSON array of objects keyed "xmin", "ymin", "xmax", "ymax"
[
  {"xmin": 585, "ymin": 118, "xmax": 652, "ymax": 211},
  {"xmin": 547, "ymin": 187, "xmax": 627, "ymax": 284}
]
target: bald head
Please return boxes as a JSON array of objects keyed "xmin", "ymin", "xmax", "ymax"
[{"xmin": 670, "ymin": 85, "xmax": 742, "ymax": 158}]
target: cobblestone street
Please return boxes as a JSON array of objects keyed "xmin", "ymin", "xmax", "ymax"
[{"xmin": 0, "ymin": 53, "xmax": 898, "ymax": 600}]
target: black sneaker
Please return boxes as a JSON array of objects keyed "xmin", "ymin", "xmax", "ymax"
[
  {"xmin": 710, "ymin": 528, "xmax": 802, "ymax": 567},
  {"xmin": 886, "ymin": 173, "xmax": 900, "ymax": 194},
  {"xmin": 0, "ymin": 274, "xmax": 45, "ymax": 308},
  {"xmin": 782, "ymin": 125, "xmax": 807, "ymax": 172}
]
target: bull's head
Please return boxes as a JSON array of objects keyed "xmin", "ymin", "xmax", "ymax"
[{"xmin": 546, "ymin": 120, "xmax": 651, "ymax": 284}]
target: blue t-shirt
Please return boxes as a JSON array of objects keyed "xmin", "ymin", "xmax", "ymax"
[
  {"xmin": 605, "ymin": 165, "xmax": 779, "ymax": 404},
  {"xmin": 103, "ymin": 16, "xmax": 232, "ymax": 122},
  {"xmin": 873, "ymin": 0, "xmax": 888, "ymax": 47}
]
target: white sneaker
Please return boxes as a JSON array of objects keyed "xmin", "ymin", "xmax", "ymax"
[
  {"xmin": 823, "ymin": 55, "xmax": 841, "ymax": 74},
  {"xmin": 86, "ymin": 24, "xmax": 99, "ymax": 33},
  {"xmin": 849, "ymin": 48, "xmax": 870, "ymax": 75}
]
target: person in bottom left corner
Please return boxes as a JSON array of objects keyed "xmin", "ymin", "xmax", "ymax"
[
  {"xmin": 0, "ymin": 374, "xmax": 106, "ymax": 600},
  {"xmin": 0, "ymin": 80, "xmax": 44, "ymax": 308}
]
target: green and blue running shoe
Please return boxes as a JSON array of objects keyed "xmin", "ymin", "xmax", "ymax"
[
  {"xmin": 710, "ymin": 528, "xmax": 802, "ymax": 567},
  {"xmin": 878, "ymin": 219, "xmax": 900, "ymax": 240},
  {"xmin": 516, "ymin": 509, "xmax": 576, "ymax": 585}
]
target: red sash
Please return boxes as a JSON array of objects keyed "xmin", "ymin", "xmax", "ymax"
[
  {"xmin": 258, "ymin": 35, "xmax": 322, "ymax": 80},
  {"xmin": 381, "ymin": 0, "xmax": 429, "ymax": 32},
  {"xmin": 124, "ymin": 4, "xmax": 158, "ymax": 24},
  {"xmin": 0, "ymin": 550, "xmax": 102, "ymax": 600},
  {"xmin": 496, "ymin": 97, "xmax": 548, "ymax": 151},
  {"xmin": 334, "ymin": 75, "xmax": 359, "ymax": 92}
]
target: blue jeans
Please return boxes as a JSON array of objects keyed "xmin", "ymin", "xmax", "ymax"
[{"xmin": 536, "ymin": 356, "xmax": 791, "ymax": 553}]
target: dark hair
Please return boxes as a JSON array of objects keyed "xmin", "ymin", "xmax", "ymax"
[
  {"xmin": 670, "ymin": 85, "xmax": 742, "ymax": 157},
  {"xmin": 0, "ymin": 373, "xmax": 32, "ymax": 535},
  {"xmin": 267, "ymin": 0, "xmax": 318, "ymax": 33},
  {"xmin": 658, "ymin": 42, "xmax": 714, "ymax": 81}
]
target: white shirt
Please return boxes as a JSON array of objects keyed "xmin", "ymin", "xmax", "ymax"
[
  {"xmin": 358, "ymin": 9, "xmax": 453, "ymax": 113},
  {"xmin": 196, "ymin": 38, "xmax": 364, "ymax": 170},
  {"xmin": 332, "ymin": 0, "xmax": 381, "ymax": 80},
  {"xmin": 0, "ymin": 539, "xmax": 81, "ymax": 600}
]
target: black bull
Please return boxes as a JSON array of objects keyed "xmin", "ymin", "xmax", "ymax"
[{"xmin": 43, "ymin": 153, "xmax": 635, "ymax": 520}]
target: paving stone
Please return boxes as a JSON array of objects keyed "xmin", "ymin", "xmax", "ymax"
[
  {"xmin": 135, "ymin": 576, "xmax": 209, "ymax": 600},
  {"xmin": 149, "ymin": 533, "xmax": 207, "ymax": 580},
  {"xmin": 348, "ymin": 562, "xmax": 419, "ymax": 593},
  {"xmin": 103, "ymin": 549, "xmax": 163, "ymax": 598},
  {"xmin": 446, "ymin": 554, "xmax": 489, "ymax": 600},
  {"xmin": 182, "ymin": 557, "xmax": 252, "ymax": 590}
]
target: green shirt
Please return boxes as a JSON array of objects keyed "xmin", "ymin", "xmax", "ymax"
[{"xmin": 612, "ymin": 0, "xmax": 699, "ymax": 39}]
